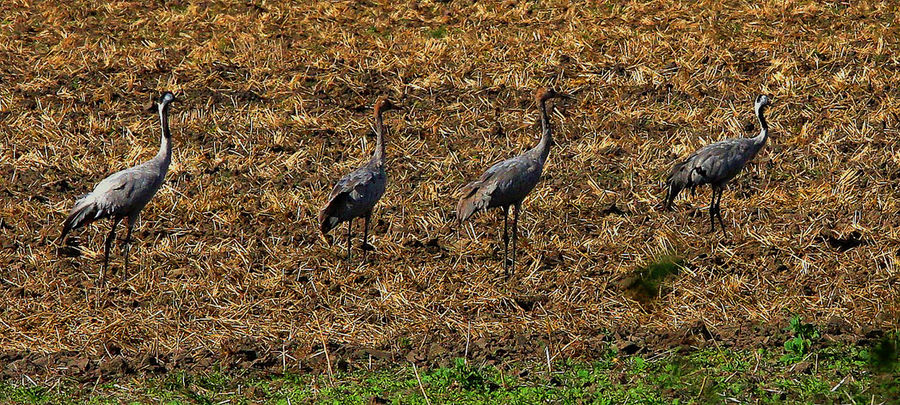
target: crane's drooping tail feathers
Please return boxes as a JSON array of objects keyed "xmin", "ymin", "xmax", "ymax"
[
  {"xmin": 664, "ymin": 160, "xmax": 692, "ymax": 210},
  {"xmin": 456, "ymin": 181, "xmax": 483, "ymax": 224},
  {"xmin": 60, "ymin": 198, "xmax": 100, "ymax": 241},
  {"xmin": 318, "ymin": 193, "xmax": 346, "ymax": 235}
]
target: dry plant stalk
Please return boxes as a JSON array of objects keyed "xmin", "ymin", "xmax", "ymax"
[{"xmin": 0, "ymin": 0, "xmax": 897, "ymax": 379}]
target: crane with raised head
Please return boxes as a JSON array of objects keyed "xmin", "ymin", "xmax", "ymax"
[
  {"xmin": 664, "ymin": 94, "xmax": 771, "ymax": 234},
  {"xmin": 60, "ymin": 91, "xmax": 178, "ymax": 282},
  {"xmin": 457, "ymin": 87, "xmax": 571, "ymax": 274},
  {"xmin": 318, "ymin": 96, "xmax": 400, "ymax": 266}
]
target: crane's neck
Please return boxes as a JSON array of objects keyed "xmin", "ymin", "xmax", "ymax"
[
  {"xmin": 753, "ymin": 105, "xmax": 768, "ymax": 145},
  {"xmin": 372, "ymin": 109, "xmax": 386, "ymax": 164},
  {"xmin": 155, "ymin": 104, "xmax": 173, "ymax": 169},
  {"xmin": 535, "ymin": 99, "xmax": 553, "ymax": 162}
]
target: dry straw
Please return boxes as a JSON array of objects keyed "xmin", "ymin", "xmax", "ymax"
[{"xmin": 0, "ymin": 0, "xmax": 898, "ymax": 377}]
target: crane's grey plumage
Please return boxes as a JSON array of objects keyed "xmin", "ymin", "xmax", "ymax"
[
  {"xmin": 457, "ymin": 87, "xmax": 570, "ymax": 274},
  {"xmin": 664, "ymin": 94, "xmax": 771, "ymax": 234},
  {"xmin": 319, "ymin": 96, "xmax": 399, "ymax": 265},
  {"xmin": 60, "ymin": 91, "xmax": 177, "ymax": 281}
]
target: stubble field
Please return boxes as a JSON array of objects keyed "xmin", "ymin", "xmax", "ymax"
[{"xmin": 1, "ymin": 0, "xmax": 899, "ymax": 388}]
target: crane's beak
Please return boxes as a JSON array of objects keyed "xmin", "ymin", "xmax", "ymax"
[
  {"xmin": 145, "ymin": 101, "xmax": 157, "ymax": 113},
  {"xmin": 557, "ymin": 93, "xmax": 574, "ymax": 100}
]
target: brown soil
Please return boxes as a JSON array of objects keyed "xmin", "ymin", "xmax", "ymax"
[{"xmin": 0, "ymin": 319, "xmax": 875, "ymax": 382}]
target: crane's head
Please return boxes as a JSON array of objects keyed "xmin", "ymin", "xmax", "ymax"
[
  {"xmin": 754, "ymin": 94, "xmax": 770, "ymax": 112},
  {"xmin": 535, "ymin": 87, "xmax": 573, "ymax": 104},
  {"xmin": 374, "ymin": 96, "xmax": 400, "ymax": 116},
  {"xmin": 146, "ymin": 91, "xmax": 178, "ymax": 113}
]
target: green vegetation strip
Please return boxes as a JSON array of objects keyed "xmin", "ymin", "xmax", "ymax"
[{"xmin": 3, "ymin": 331, "xmax": 898, "ymax": 404}]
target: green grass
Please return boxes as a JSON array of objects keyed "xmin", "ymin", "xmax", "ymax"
[
  {"xmin": 781, "ymin": 316, "xmax": 822, "ymax": 364},
  {"xmin": 425, "ymin": 25, "xmax": 448, "ymax": 39},
  {"xmin": 3, "ymin": 336, "xmax": 898, "ymax": 404},
  {"xmin": 626, "ymin": 254, "xmax": 683, "ymax": 302}
]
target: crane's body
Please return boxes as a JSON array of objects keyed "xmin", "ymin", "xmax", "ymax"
[
  {"xmin": 457, "ymin": 88, "xmax": 569, "ymax": 274},
  {"xmin": 665, "ymin": 95, "xmax": 770, "ymax": 233},
  {"xmin": 63, "ymin": 145, "xmax": 171, "ymax": 232},
  {"xmin": 318, "ymin": 97, "xmax": 398, "ymax": 265},
  {"xmin": 457, "ymin": 141, "xmax": 547, "ymax": 220},
  {"xmin": 320, "ymin": 160, "xmax": 386, "ymax": 228}
]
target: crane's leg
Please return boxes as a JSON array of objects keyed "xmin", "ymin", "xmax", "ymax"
[
  {"xmin": 346, "ymin": 220, "xmax": 353, "ymax": 268},
  {"xmin": 502, "ymin": 206, "xmax": 509, "ymax": 272},
  {"xmin": 363, "ymin": 211, "xmax": 371, "ymax": 262},
  {"xmin": 511, "ymin": 203, "xmax": 520, "ymax": 276},
  {"xmin": 715, "ymin": 187, "xmax": 726, "ymax": 234},
  {"xmin": 122, "ymin": 213, "xmax": 138, "ymax": 278},
  {"xmin": 708, "ymin": 187, "xmax": 718, "ymax": 234},
  {"xmin": 102, "ymin": 217, "xmax": 122, "ymax": 285}
]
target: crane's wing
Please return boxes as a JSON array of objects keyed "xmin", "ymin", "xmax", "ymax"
[
  {"xmin": 687, "ymin": 138, "xmax": 755, "ymax": 182},
  {"xmin": 665, "ymin": 137, "xmax": 756, "ymax": 209},
  {"xmin": 326, "ymin": 167, "xmax": 373, "ymax": 201},
  {"xmin": 477, "ymin": 158, "xmax": 519, "ymax": 183},
  {"xmin": 319, "ymin": 163, "xmax": 386, "ymax": 234},
  {"xmin": 457, "ymin": 155, "xmax": 539, "ymax": 222},
  {"xmin": 60, "ymin": 165, "xmax": 158, "ymax": 239}
]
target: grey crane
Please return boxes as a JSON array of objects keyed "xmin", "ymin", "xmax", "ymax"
[
  {"xmin": 664, "ymin": 94, "xmax": 771, "ymax": 234},
  {"xmin": 456, "ymin": 88, "xmax": 570, "ymax": 274},
  {"xmin": 318, "ymin": 96, "xmax": 400, "ymax": 265},
  {"xmin": 60, "ymin": 91, "xmax": 178, "ymax": 281}
]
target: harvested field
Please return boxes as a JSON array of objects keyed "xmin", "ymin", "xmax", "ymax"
[{"xmin": 1, "ymin": 0, "xmax": 899, "ymax": 382}]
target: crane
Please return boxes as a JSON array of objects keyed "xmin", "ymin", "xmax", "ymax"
[
  {"xmin": 457, "ymin": 87, "xmax": 571, "ymax": 274},
  {"xmin": 60, "ymin": 92, "xmax": 178, "ymax": 282},
  {"xmin": 664, "ymin": 94, "xmax": 771, "ymax": 234},
  {"xmin": 318, "ymin": 96, "xmax": 400, "ymax": 266}
]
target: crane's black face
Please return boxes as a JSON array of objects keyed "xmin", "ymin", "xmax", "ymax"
[
  {"xmin": 160, "ymin": 92, "xmax": 176, "ymax": 106},
  {"xmin": 146, "ymin": 92, "xmax": 178, "ymax": 113},
  {"xmin": 755, "ymin": 95, "xmax": 770, "ymax": 111}
]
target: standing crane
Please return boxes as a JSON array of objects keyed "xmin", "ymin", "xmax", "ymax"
[
  {"xmin": 664, "ymin": 94, "xmax": 771, "ymax": 234},
  {"xmin": 60, "ymin": 91, "xmax": 178, "ymax": 282},
  {"xmin": 457, "ymin": 87, "xmax": 571, "ymax": 274},
  {"xmin": 318, "ymin": 96, "xmax": 400, "ymax": 266}
]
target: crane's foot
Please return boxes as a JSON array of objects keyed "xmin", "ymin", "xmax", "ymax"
[
  {"xmin": 503, "ymin": 259, "xmax": 515, "ymax": 279},
  {"xmin": 707, "ymin": 225, "xmax": 728, "ymax": 237},
  {"xmin": 57, "ymin": 245, "xmax": 81, "ymax": 258},
  {"xmin": 361, "ymin": 243, "xmax": 375, "ymax": 263}
]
